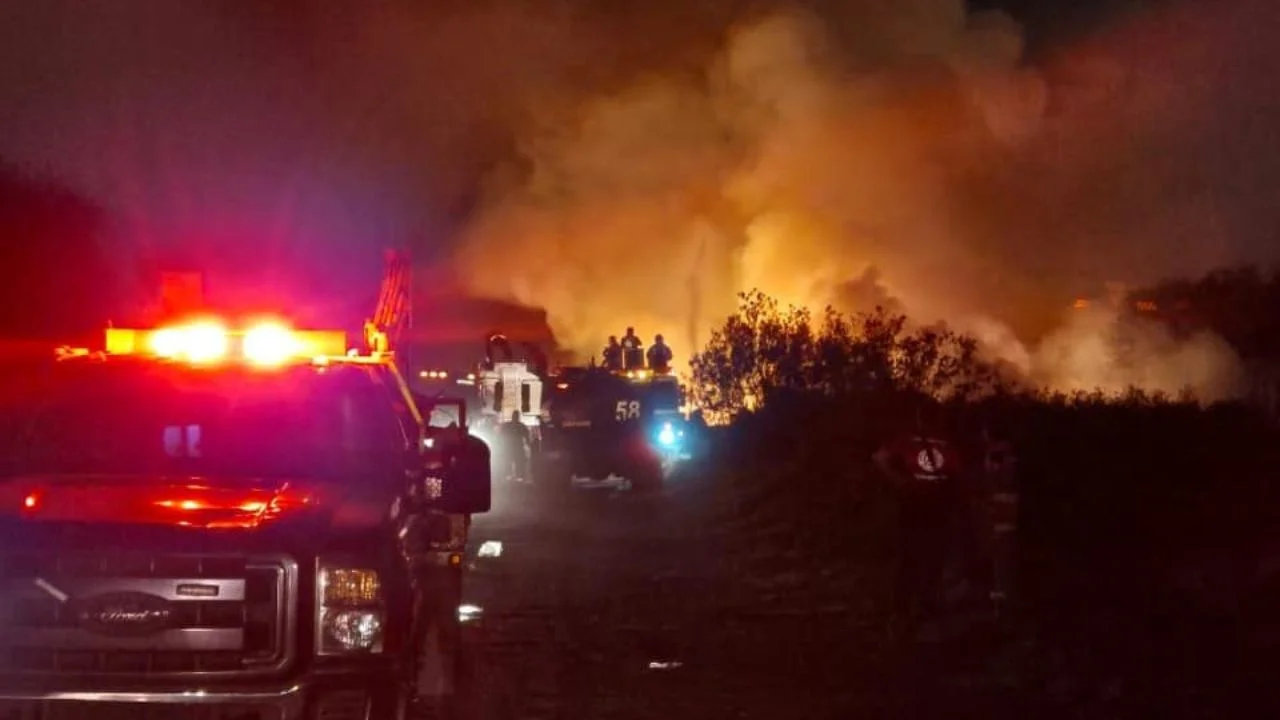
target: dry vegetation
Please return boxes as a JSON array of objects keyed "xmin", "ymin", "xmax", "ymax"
[{"xmin": 687, "ymin": 289, "xmax": 1280, "ymax": 715}]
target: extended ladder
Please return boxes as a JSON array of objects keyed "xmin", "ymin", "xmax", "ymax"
[{"xmin": 365, "ymin": 250, "xmax": 412, "ymax": 353}]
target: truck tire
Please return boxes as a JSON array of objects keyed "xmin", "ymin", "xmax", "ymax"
[{"xmin": 400, "ymin": 568, "xmax": 467, "ymax": 720}]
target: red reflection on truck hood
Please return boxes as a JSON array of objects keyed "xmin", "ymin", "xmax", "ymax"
[{"xmin": 0, "ymin": 475, "xmax": 337, "ymax": 529}]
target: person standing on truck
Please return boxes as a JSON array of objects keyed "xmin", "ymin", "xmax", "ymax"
[
  {"xmin": 873, "ymin": 396, "xmax": 971, "ymax": 638},
  {"xmin": 499, "ymin": 410, "xmax": 530, "ymax": 483},
  {"xmin": 646, "ymin": 334, "xmax": 673, "ymax": 374},
  {"xmin": 603, "ymin": 336, "xmax": 623, "ymax": 371},
  {"xmin": 620, "ymin": 328, "xmax": 644, "ymax": 371}
]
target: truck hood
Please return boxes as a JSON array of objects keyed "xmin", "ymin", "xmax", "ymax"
[{"xmin": 0, "ymin": 474, "xmax": 390, "ymax": 533}]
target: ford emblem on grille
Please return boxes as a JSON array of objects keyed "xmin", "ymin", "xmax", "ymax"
[{"xmin": 77, "ymin": 592, "xmax": 173, "ymax": 637}]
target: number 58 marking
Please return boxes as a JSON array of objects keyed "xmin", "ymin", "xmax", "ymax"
[{"xmin": 615, "ymin": 400, "xmax": 640, "ymax": 421}]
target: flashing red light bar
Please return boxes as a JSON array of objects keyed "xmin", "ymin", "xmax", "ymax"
[{"xmin": 103, "ymin": 321, "xmax": 348, "ymax": 365}]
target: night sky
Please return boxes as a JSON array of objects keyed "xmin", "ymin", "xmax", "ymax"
[{"xmin": 0, "ymin": 0, "xmax": 1274, "ymax": 339}]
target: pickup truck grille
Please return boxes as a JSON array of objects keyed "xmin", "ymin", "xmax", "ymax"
[
  {"xmin": 0, "ymin": 700, "xmax": 285, "ymax": 720},
  {"xmin": 0, "ymin": 553, "xmax": 296, "ymax": 678}
]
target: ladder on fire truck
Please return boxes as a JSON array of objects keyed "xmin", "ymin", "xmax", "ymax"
[{"xmin": 364, "ymin": 249, "xmax": 411, "ymax": 355}]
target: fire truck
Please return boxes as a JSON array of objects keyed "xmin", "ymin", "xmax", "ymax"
[
  {"xmin": 464, "ymin": 329, "xmax": 690, "ymax": 491},
  {"xmin": 538, "ymin": 364, "xmax": 687, "ymax": 492},
  {"xmin": 0, "ymin": 258, "xmax": 490, "ymax": 719}
]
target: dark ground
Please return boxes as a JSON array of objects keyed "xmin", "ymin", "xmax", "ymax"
[{"xmin": 454, "ymin": 473, "xmax": 1021, "ymax": 720}]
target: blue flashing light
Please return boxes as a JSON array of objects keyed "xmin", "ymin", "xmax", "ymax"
[{"xmin": 657, "ymin": 422, "xmax": 678, "ymax": 447}]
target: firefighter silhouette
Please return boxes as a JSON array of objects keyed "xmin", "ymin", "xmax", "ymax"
[
  {"xmin": 602, "ymin": 336, "xmax": 622, "ymax": 371},
  {"xmin": 872, "ymin": 397, "xmax": 969, "ymax": 628},
  {"xmin": 499, "ymin": 410, "xmax": 530, "ymax": 482},
  {"xmin": 646, "ymin": 334, "xmax": 673, "ymax": 373},
  {"xmin": 979, "ymin": 413, "xmax": 1019, "ymax": 619},
  {"xmin": 620, "ymin": 327, "xmax": 644, "ymax": 371}
]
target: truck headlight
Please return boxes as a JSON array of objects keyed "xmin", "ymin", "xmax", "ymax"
[{"xmin": 316, "ymin": 565, "xmax": 384, "ymax": 654}]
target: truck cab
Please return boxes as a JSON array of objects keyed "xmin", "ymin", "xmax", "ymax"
[
  {"xmin": 469, "ymin": 334, "xmax": 545, "ymax": 471},
  {"xmin": 474, "ymin": 362, "xmax": 543, "ymax": 439},
  {"xmin": 0, "ymin": 320, "xmax": 490, "ymax": 719}
]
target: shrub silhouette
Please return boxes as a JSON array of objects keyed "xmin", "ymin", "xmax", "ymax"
[
  {"xmin": 689, "ymin": 289, "xmax": 1278, "ymax": 713},
  {"xmin": 688, "ymin": 290, "xmax": 1004, "ymax": 419}
]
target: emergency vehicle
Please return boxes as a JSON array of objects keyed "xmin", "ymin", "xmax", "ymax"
[
  {"xmin": 463, "ymin": 329, "xmax": 690, "ymax": 490},
  {"xmin": 0, "ymin": 265, "xmax": 490, "ymax": 718},
  {"xmin": 470, "ymin": 334, "xmax": 544, "ymax": 441},
  {"xmin": 538, "ymin": 362, "xmax": 689, "ymax": 491}
]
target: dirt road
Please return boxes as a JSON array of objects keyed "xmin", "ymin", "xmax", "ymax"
[{"xmin": 454, "ymin": 479, "xmax": 914, "ymax": 720}]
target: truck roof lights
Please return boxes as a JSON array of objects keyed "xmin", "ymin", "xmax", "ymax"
[
  {"xmin": 242, "ymin": 322, "xmax": 302, "ymax": 367},
  {"xmin": 149, "ymin": 321, "xmax": 230, "ymax": 363},
  {"xmin": 101, "ymin": 321, "xmax": 348, "ymax": 365}
]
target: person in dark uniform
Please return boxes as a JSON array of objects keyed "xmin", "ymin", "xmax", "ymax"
[
  {"xmin": 873, "ymin": 396, "xmax": 971, "ymax": 634},
  {"xmin": 498, "ymin": 410, "xmax": 530, "ymax": 482},
  {"xmin": 602, "ymin": 336, "xmax": 623, "ymax": 371},
  {"xmin": 978, "ymin": 410, "xmax": 1019, "ymax": 621},
  {"xmin": 646, "ymin": 334, "xmax": 673, "ymax": 374},
  {"xmin": 440, "ymin": 420, "xmax": 461, "ymax": 444},
  {"xmin": 620, "ymin": 327, "xmax": 644, "ymax": 371}
]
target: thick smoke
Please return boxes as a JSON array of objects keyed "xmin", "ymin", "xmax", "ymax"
[
  {"xmin": 1034, "ymin": 303, "xmax": 1243, "ymax": 402},
  {"xmin": 454, "ymin": 0, "xmax": 1256, "ymax": 399},
  {"xmin": 457, "ymin": 7, "xmax": 1033, "ymax": 359},
  {"xmin": 0, "ymin": 0, "xmax": 1259, "ymax": 394},
  {"xmin": 2, "ymin": 0, "xmax": 1251, "ymax": 397}
]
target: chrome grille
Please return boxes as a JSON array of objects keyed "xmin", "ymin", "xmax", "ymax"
[
  {"xmin": 0, "ymin": 553, "xmax": 296, "ymax": 678},
  {"xmin": 0, "ymin": 700, "xmax": 285, "ymax": 720}
]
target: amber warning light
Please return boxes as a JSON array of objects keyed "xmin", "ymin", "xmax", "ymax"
[{"xmin": 103, "ymin": 321, "xmax": 348, "ymax": 365}]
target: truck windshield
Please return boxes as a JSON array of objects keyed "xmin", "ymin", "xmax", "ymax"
[
  {"xmin": 17, "ymin": 365, "xmax": 403, "ymax": 481},
  {"xmin": 643, "ymin": 381, "xmax": 681, "ymax": 411}
]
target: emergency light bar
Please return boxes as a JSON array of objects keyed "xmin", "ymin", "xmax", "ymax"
[
  {"xmin": 625, "ymin": 368, "xmax": 678, "ymax": 381},
  {"xmin": 104, "ymin": 322, "xmax": 348, "ymax": 366}
]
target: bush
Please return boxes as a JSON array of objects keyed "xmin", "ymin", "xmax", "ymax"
[
  {"xmin": 688, "ymin": 290, "xmax": 1004, "ymax": 419},
  {"xmin": 690, "ymin": 290, "xmax": 1280, "ymax": 712}
]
